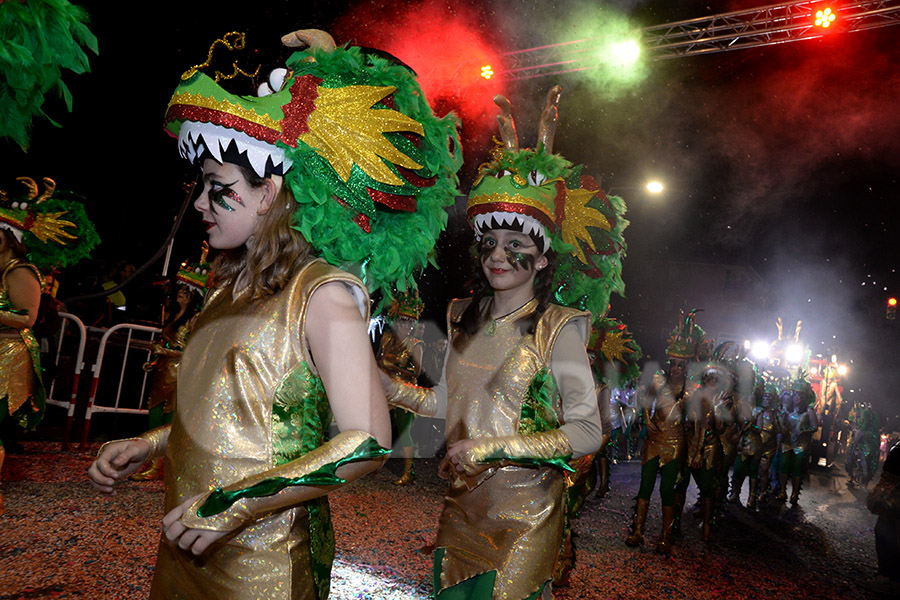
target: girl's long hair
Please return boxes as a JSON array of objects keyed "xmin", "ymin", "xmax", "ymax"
[
  {"xmin": 207, "ymin": 166, "xmax": 313, "ymax": 300},
  {"xmin": 453, "ymin": 243, "xmax": 557, "ymax": 352},
  {"xmin": 0, "ymin": 228, "xmax": 28, "ymax": 260}
]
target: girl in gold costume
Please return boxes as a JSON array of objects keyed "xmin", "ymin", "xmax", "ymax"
[
  {"xmin": 385, "ymin": 88, "xmax": 628, "ymax": 600},
  {"xmin": 626, "ymin": 311, "xmax": 705, "ymax": 553},
  {"xmin": 1, "ymin": 176, "xmax": 98, "ymax": 514},
  {"xmin": 132, "ymin": 256, "xmax": 207, "ymax": 482},
  {"xmin": 88, "ymin": 29, "xmax": 460, "ymax": 600}
]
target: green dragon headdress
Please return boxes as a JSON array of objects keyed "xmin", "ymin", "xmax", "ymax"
[
  {"xmin": 0, "ymin": 176, "xmax": 100, "ymax": 270},
  {"xmin": 665, "ymin": 309, "xmax": 711, "ymax": 361},
  {"xmin": 163, "ymin": 30, "xmax": 461, "ymax": 301},
  {"xmin": 465, "ymin": 86, "xmax": 628, "ymax": 321},
  {"xmin": 175, "ymin": 242, "xmax": 212, "ymax": 293}
]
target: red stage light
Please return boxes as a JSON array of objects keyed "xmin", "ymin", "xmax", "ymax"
[{"xmin": 815, "ymin": 7, "xmax": 836, "ymax": 28}]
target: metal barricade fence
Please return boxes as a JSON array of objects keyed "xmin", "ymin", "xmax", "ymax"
[
  {"xmin": 79, "ymin": 323, "xmax": 161, "ymax": 452},
  {"xmin": 44, "ymin": 312, "xmax": 88, "ymax": 450}
]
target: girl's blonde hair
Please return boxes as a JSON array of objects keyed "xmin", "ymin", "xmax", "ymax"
[{"xmin": 208, "ymin": 165, "xmax": 313, "ymax": 299}]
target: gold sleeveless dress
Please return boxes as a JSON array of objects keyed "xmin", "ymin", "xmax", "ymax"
[
  {"xmin": 436, "ymin": 298, "xmax": 589, "ymax": 600},
  {"xmin": 150, "ymin": 259, "xmax": 367, "ymax": 600},
  {"xmin": 0, "ymin": 259, "xmax": 44, "ymax": 430}
]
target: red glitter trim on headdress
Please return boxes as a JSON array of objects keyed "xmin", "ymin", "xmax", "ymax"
[
  {"xmin": 279, "ymin": 74, "xmax": 321, "ymax": 147},
  {"xmin": 165, "ymin": 105, "xmax": 281, "ymax": 144},
  {"xmin": 367, "ymin": 188, "xmax": 416, "ymax": 212}
]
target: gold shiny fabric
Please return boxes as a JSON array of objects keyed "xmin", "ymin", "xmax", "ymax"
[
  {"xmin": 147, "ymin": 322, "xmax": 190, "ymax": 412},
  {"xmin": 641, "ymin": 373, "xmax": 685, "ymax": 467},
  {"xmin": 377, "ymin": 331, "xmax": 421, "ymax": 384},
  {"xmin": 437, "ymin": 297, "xmax": 585, "ymax": 600},
  {"xmin": 151, "ymin": 259, "xmax": 366, "ymax": 600},
  {"xmin": 0, "ymin": 260, "xmax": 42, "ymax": 419}
]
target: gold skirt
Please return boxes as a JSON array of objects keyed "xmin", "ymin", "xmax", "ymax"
[{"xmin": 0, "ymin": 336, "xmax": 37, "ymax": 415}]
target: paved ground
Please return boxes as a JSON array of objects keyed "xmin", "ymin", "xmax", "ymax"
[{"xmin": 0, "ymin": 441, "xmax": 888, "ymax": 599}]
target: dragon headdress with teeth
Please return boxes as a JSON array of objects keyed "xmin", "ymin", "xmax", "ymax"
[
  {"xmin": 466, "ymin": 86, "xmax": 628, "ymax": 322},
  {"xmin": 0, "ymin": 176, "xmax": 100, "ymax": 270},
  {"xmin": 163, "ymin": 30, "xmax": 461, "ymax": 303}
]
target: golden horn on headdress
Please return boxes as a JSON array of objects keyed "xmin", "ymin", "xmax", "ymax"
[
  {"xmin": 16, "ymin": 177, "xmax": 38, "ymax": 200},
  {"xmin": 794, "ymin": 320, "xmax": 802, "ymax": 343},
  {"xmin": 537, "ymin": 85, "xmax": 562, "ymax": 154},
  {"xmin": 200, "ymin": 241, "xmax": 209, "ymax": 264},
  {"xmin": 281, "ymin": 29, "xmax": 336, "ymax": 51},
  {"xmin": 775, "ymin": 317, "xmax": 783, "ymax": 341},
  {"xmin": 35, "ymin": 177, "xmax": 56, "ymax": 204},
  {"xmin": 493, "ymin": 94, "xmax": 519, "ymax": 152}
]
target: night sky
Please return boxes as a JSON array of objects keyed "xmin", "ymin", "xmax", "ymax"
[{"xmin": 4, "ymin": 1, "xmax": 899, "ymax": 416}]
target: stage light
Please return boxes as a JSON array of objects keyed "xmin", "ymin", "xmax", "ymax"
[
  {"xmin": 751, "ymin": 341, "xmax": 770, "ymax": 361},
  {"xmin": 646, "ymin": 181, "xmax": 664, "ymax": 194},
  {"xmin": 786, "ymin": 343, "xmax": 804, "ymax": 364},
  {"xmin": 480, "ymin": 65, "xmax": 494, "ymax": 79},
  {"xmin": 815, "ymin": 7, "xmax": 836, "ymax": 28},
  {"xmin": 610, "ymin": 39, "xmax": 641, "ymax": 65},
  {"xmin": 837, "ymin": 364, "xmax": 848, "ymax": 376}
]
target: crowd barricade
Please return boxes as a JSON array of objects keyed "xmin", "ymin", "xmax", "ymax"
[
  {"xmin": 44, "ymin": 312, "xmax": 88, "ymax": 450},
  {"xmin": 79, "ymin": 323, "xmax": 161, "ymax": 452}
]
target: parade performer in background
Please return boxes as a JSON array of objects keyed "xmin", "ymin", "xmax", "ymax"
[
  {"xmin": 679, "ymin": 344, "xmax": 734, "ymax": 542},
  {"xmin": 626, "ymin": 310, "xmax": 705, "ymax": 553},
  {"xmin": 88, "ymin": 29, "xmax": 460, "ymax": 599},
  {"xmin": 591, "ymin": 319, "xmax": 641, "ymax": 500},
  {"xmin": 132, "ymin": 247, "xmax": 210, "ymax": 481},
  {"xmin": 713, "ymin": 348, "xmax": 754, "ymax": 513},
  {"xmin": 384, "ymin": 86, "xmax": 628, "ymax": 599},
  {"xmin": 728, "ymin": 374, "xmax": 765, "ymax": 509},
  {"xmin": 848, "ymin": 403, "xmax": 881, "ymax": 489},
  {"xmin": 755, "ymin": 382, "xmax": 783, "ymax": 504},
  {"xmin": 376, "ymin": 290, "xmax": 425, "ymax": 485},
  {"xmin": 1, "ymin": 176, "xmax": 98, "ymax": 513},
  {"xmin": 777, "ymin": 376, "xmax": 818, "ymax": 504},
  {"xmin": 553, "ymin": 318, "xmax": 638, "ymax": 586}
]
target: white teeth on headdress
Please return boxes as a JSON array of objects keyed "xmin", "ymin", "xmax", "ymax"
[
  {"xmin": 471, "ymin": 211, "xmax": 549, "ymax": 253},
  {"xmin": 177, "ymin": 122, "xmax": 293, "ymax": 177}
]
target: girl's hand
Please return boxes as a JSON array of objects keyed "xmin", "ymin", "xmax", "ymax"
[
  {"xmin": 162, "ymin": 493, "xmax": 228, "ymax": 556},
  {"xmin": 88, "ymin": 439, "xmax": 152, "ymax": 494}
]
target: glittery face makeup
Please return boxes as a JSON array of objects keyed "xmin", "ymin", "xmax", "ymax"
[
  {"xmin": 479, "ymin": 229, "xmax": 547, "ymax": 295},
  {"xmin": 195, "ymin": 159, "xmax": 268, "ymax": 250}
]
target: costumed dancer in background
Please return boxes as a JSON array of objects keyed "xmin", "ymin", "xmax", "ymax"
[
  {"xmin": 728, "ymin": 373, "xmax": 765, "ymax": 509},
  {"xmin": 848, "ymin": 403, "xmax": 881, "ymax": 489},
  {"xmin": 777, "ymin": 376, "xmax": 818, "ymax": 504},
  {"xmin": 553, "ymin": 318, "xmax": 639, "ymax": 587},
  {"xmin": 863, "ymin": 439, "xmax": 900, "ymax": 596},
  {"xmin": 626, "ymin": 310, "xmax": 705, "ymax": 552},
  {"xmin": 384, "ymin": 87, "xmax": 628, "ymax": 600},
  {"xmin": 88, "ymin": 29, "xmax": 460, "ymax": 599},
  {"xmin": 755, "ymin": 382, "xmax": 783, "ymax": 505},
  {"xmin": 591, "ymin": 319, "xmax": 642, "ymax": 500},
  {"xmin": 132, "ymin": 246, "xmax": 210, "ymax": 481},
  {"xmin": 680, "ymin": 344, "xmax": 733, "ymax": 542},
  {"xmin": 712, "ymin": 346, "xmax": 754, "ymax": 515},
  {"xmin": 0, "ymin": 177, "xmax": 98, "ymax": 514},
  {"xmin": 376, "ymin": 290, "xmax": 425, "ymax": 485}
]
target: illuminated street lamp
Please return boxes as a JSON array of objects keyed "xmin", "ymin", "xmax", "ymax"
[
  {"xmin": 646, "ymin": 180, "xmax": 664, "ymax": 194},
  {"xmin": 751, "ymin": 341, "xmax": 770, "ymax": 361}
]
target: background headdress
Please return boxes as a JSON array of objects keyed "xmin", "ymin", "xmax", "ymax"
[
  {"xmin": 588, "ymin": 317, "xmax": 643, "ymax": 387},
  {"xmin": 665, "ymin": 309, "xmax": 711, "ymax": 361},
  {"xmin": 164, "ymin": 30, "xmax": 462, "ymax": 305},
  {"xmin": 175, "ymin": 242, "xmax": 212, "ymax": 293},
  {"xmin": 465, "ymin": 86, "xmax": 628, "ymax": 322},
  {"xmin": 386, "ymin": 288, "xmax": 424, "ymax": 323},
  {"xmin": 0, "ymin": 0, "xmax": 98, "ymax": 150},
  {"xmin": 0, "ymin": 176, "xmax": 100, "ymax": 270}
]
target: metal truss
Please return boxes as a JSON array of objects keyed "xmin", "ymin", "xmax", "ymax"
[{"xmin": 500, "ymin": 0, "xmax": 900, "ymax": 80}]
